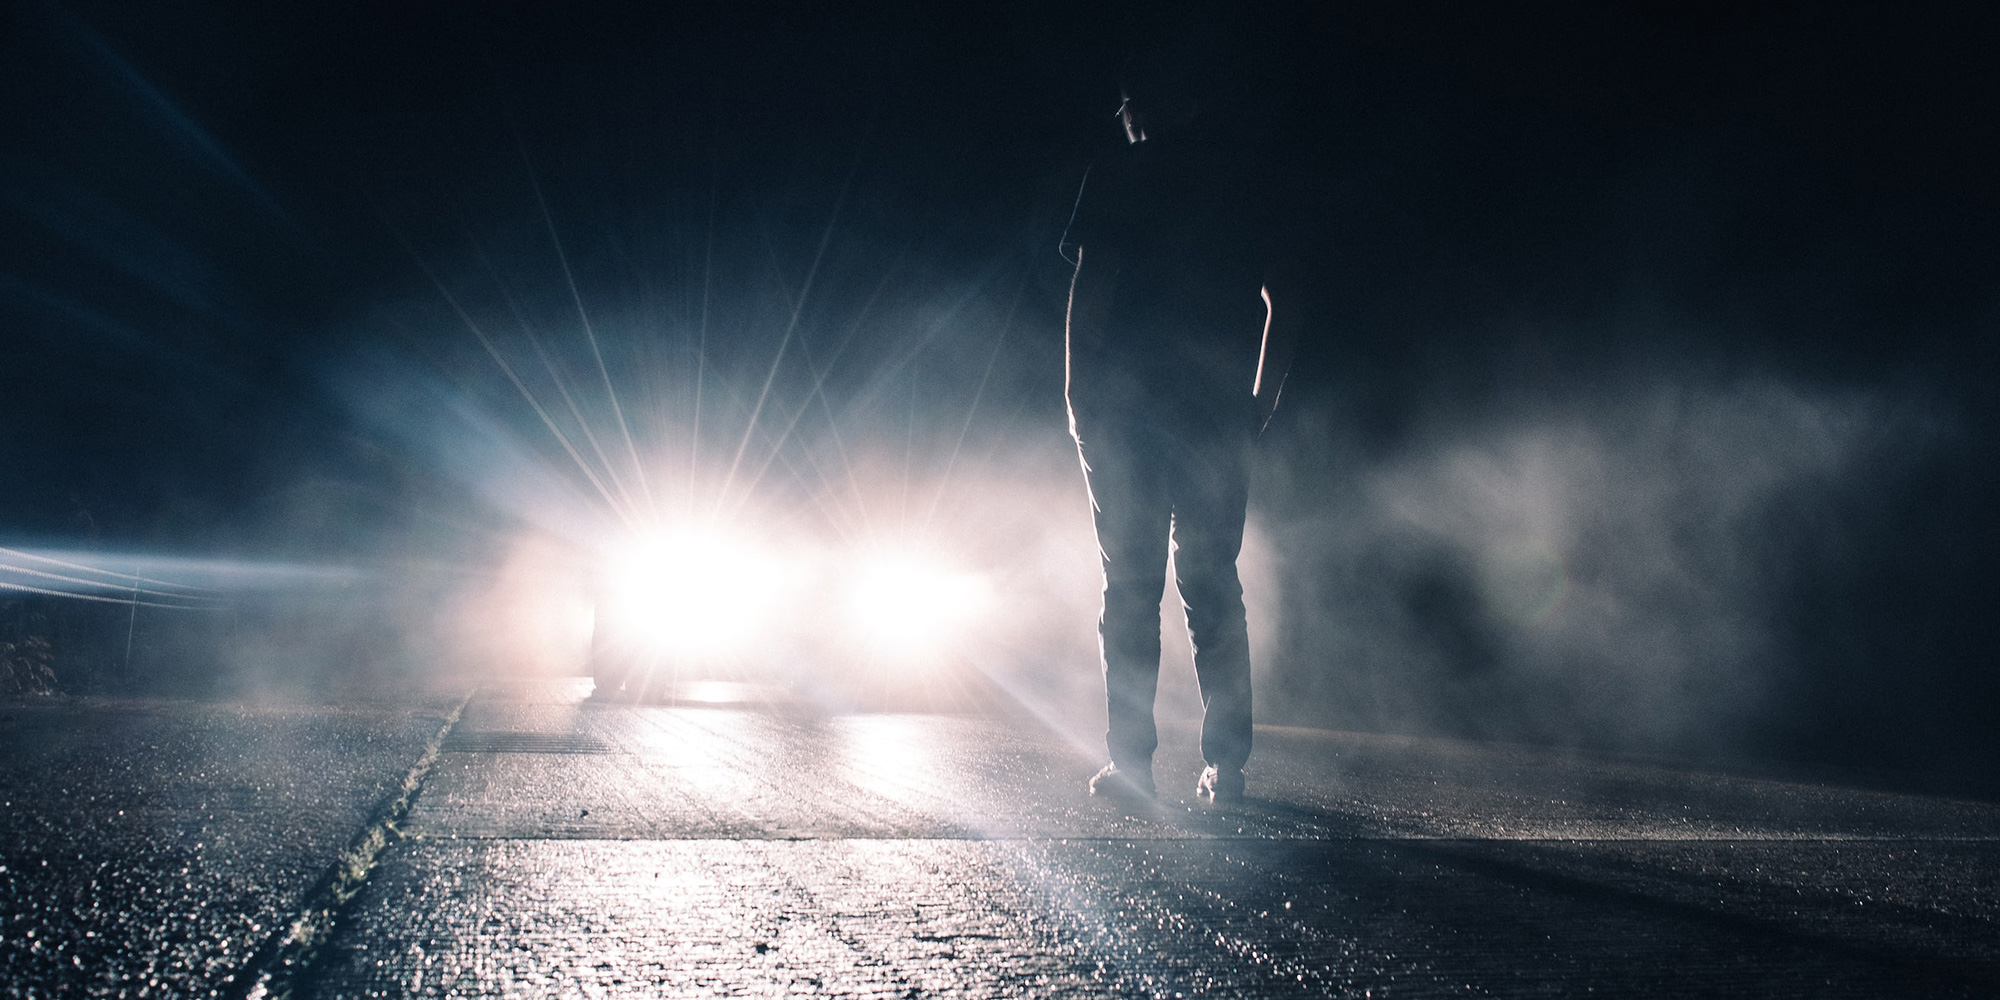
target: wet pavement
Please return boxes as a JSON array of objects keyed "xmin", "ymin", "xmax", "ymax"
[
  {"xmin": 0, "ymin": 694, "xmax": 462, "ymax": 999},
  {"xmin": 5, "ymin": 680, "xmax": 1999, "ymax": 997}
]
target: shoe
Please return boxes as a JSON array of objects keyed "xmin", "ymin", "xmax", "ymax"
[
  {"xmin": 1089, "ymin": 763, "xmax": 1155, "ymax": 803},
  {"xmin": 1196, "ymin": 765, "xmax": 1244, "ymax": 804}
]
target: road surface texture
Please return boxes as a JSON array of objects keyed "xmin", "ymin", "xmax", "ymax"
[
  {"xmin": 4, "ymin": 679, "xmax": 1997, "ymax": 998},
  {"xmin": 0, "ymin": 692, "xmax": 463, "ymax": 998}
]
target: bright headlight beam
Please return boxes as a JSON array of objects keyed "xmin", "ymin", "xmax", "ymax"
[
  {"xmin": 846, "ymin": 552, "xmax": 990, "ymax": 658},
  {"xmin": 602, "ymin": 527, "xmax": 783, "ymax": 659}
]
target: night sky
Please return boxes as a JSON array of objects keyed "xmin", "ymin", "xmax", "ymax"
[{"xmin": 5, "ymin": 2, "xmax": 1998, "ymax": 777}]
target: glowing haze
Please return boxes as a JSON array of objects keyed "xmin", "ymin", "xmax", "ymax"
[{"xmin": 4, "ymin": 4, "xmax": 1995, "ymax": 778}]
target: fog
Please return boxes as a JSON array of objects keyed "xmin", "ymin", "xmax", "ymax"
[
  {"xmin": 6, "ymin": 3, "xmax": 1998, "ymax": 784},
  {"xmin": 1250, "ymin": 370, "xmax": 1956, "ymax": 754},
  {"xmin": 217, "ymin": 232, "xmax": 1983, "ymax": 779}
]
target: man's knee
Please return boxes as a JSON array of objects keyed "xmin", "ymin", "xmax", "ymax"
[
  {"xmin": 1175, "ymin": 551, "xmax": 1244, "ymax": 604},
  {"xmin": 1179, "ymin": 571, "xmax": 1249, "ymax": 651},
  {"xmin": 1102, "ymin": 572, "xmax": 1164, "ymax": 619}
]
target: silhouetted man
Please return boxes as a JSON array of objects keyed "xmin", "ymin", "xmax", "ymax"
[{"xmin": 1064, "ymin": 51, "xmax": 1299, "ymax": 805}]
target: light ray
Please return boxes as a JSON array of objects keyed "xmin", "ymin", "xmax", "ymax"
[
  {"xmin": 399, "ymin": 239, "xmax": 633, "ymax": 529},
  {"xmin": 732, "ymin": 344, "xmax": 852, "ymax": 536},
  {"xmin": 519, "ymin": 144, "xmax": 656, "ymax": 516},
  {"xmin": 0, "ymin": 560, "xmax": 210, "ymax": 602},
  {"xmin": 829, "ymin": 268, "xmax": 995, "ymax": 417},
  {"xmin": 920, "ymin": 281, "xmax": 1021, "ymax": 536},
  {"xmin": 691, "ymin": 151, "xmax": 720, "ymax": 519},
  {"xmin": 470, "ymin": 238, "xmax": 639, "ymax": 519},
  {"xmin": 60, "ymin": 8, "xmax": 292, "ymax": 223},
  {"xmin": 0, "ymin": 546, "xmax": 211, "ymax": 593},
  {"xmin": 736, "ymin": 235, "xmax": 908, "ymax": 540},
  {"xmin": 725, "ymin": 256, "xmax": 904, "ymax": 541},
  {"xmin": 0, "ymin": 579, "xmax": 217, "ymax": 610},
  {"xmin": 714, "ymin": 160, "xmax": 857, "ymax": 521},
  {"xmin": 0, "ymin": 272, "xmax": 239, "ymax": 387},
  {"xmin": 790, "ymin": 263, "xmax": 905, "ymax": 538}
]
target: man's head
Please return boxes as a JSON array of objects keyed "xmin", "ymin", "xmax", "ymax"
[
  {"xmin": 1117, "ymin": 50, "xmax": 1209, "ymax": 144},
  {"xmin": 1115, "ymin": 38, "xmax": 1251, "ymax": 146}
]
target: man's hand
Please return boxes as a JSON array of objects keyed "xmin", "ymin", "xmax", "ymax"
[{"xmin": 1254, "ymin": 271, "xmax": 1301, "ymax": 434}]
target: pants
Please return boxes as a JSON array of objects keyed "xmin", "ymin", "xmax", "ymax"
[{"xmin": 1072, "ymin": 400, "xmax": 1255, "ymax": 773}]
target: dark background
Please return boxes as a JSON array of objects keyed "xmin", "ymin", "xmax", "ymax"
[{"xmin": 4, "ymin": 2, "xmax": 1996, "ymax": 782}]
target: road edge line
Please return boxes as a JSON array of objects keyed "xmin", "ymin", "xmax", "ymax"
[{"xmin": 217, "ymin": 689, "xmax": 474, "ymax": 1000}]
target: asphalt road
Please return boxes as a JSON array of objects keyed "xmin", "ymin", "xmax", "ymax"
[
  {"xmin": 4, "ymin": 680, "xmax": 1998, "ymax": 998},
  {"xmin": 0, "ymin": 692, "xmax": 461, "ymax": 999}
]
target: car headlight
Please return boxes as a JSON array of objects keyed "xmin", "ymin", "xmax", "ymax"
[{"xmin": 600, "ymin": 526, "xmax": 786, "ymax": 659}]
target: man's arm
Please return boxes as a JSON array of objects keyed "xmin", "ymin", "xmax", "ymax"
[
  {"xmin": 1254, "ymin": 257, "xmax": 1303, "ymax": 431},
  {"xmin": 1064, "ymin": 243, "xmax": 1122, "ymax": 409}
]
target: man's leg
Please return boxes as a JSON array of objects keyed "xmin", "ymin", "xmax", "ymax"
[
  {"xmin": 1076, "ymin": 423, "xmax": 1174, "ymax": 777},
  {"xmin": 1169, "ymin": 417, "xmax": 1254, "ymax": 776}
]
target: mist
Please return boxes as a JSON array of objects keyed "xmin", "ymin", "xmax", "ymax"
[
  {"xmin": 1251, "ymin": 367, "xmax": 1958, "ymax": 753},
  {"xmin": 6, "ymin": 3, "xmax": 1999, "ymax": 786}
]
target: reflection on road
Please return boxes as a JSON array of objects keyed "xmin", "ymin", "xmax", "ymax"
[{"xmin": 316, "ymin": 680, "xmax": 2000, "ymax": 998}]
